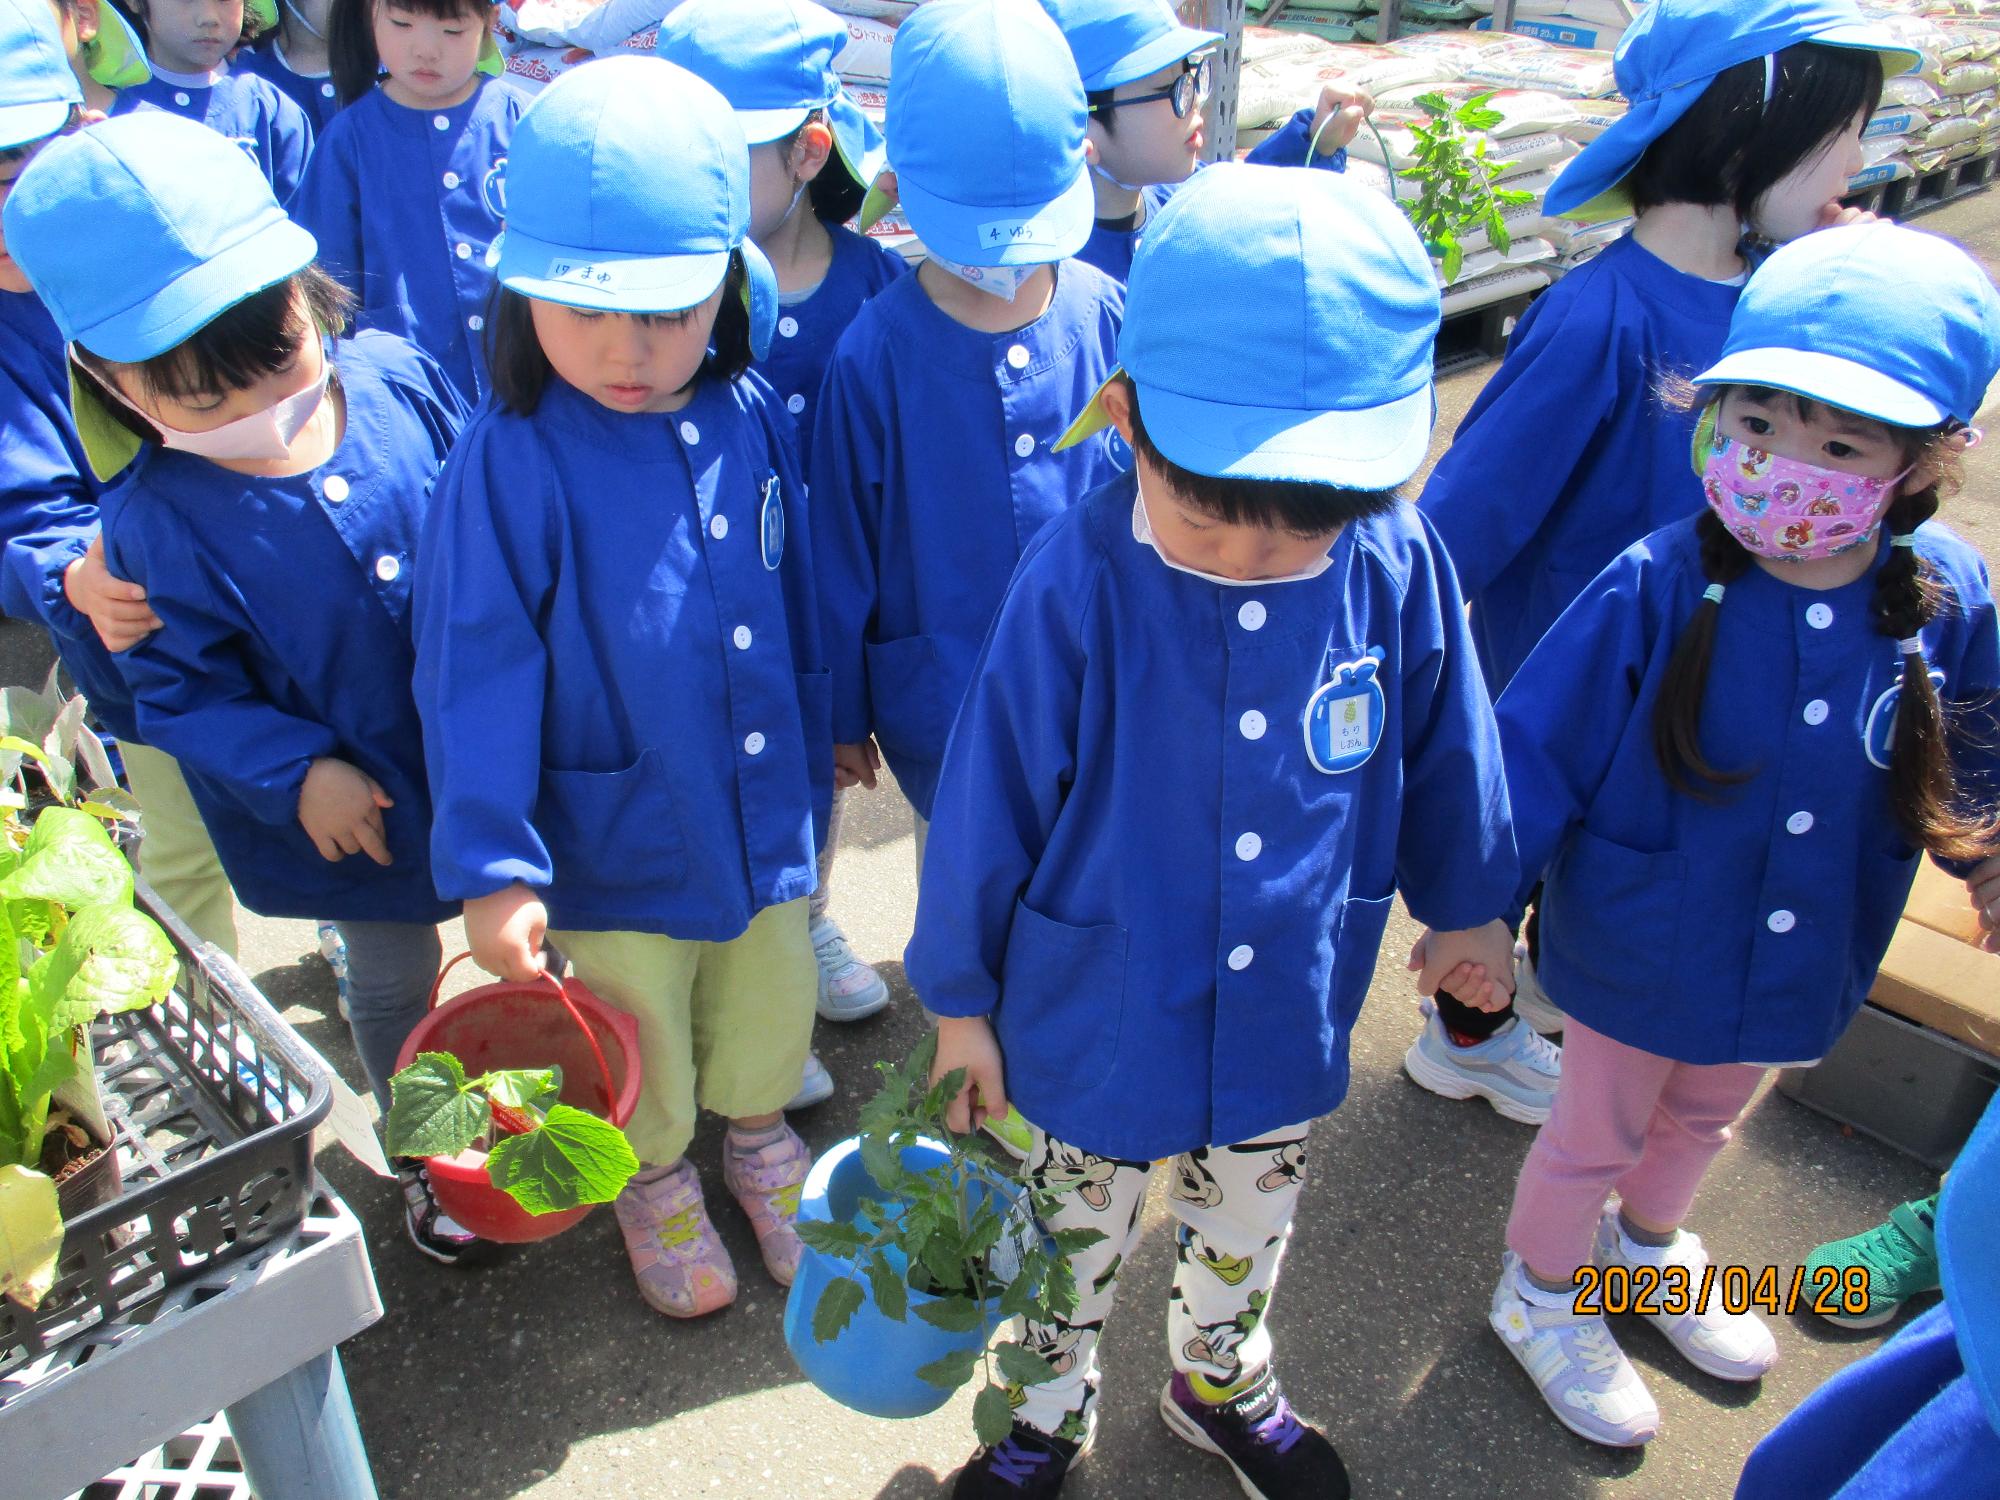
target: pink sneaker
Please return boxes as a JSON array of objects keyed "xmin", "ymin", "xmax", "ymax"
[
  {"xmin": 612, "ymin": 1160, "xmax": 737, "ymax": 1318},
  {"xmin": 723, "ymin": 1125, "xmax": 812, "ymax": 1287}
]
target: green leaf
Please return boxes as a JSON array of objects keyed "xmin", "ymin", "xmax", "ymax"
[
  {"xmin": 384, "ymin": 1051, "xmax": 486, "ymax": 1159},
  {"xmin": 864, "ymin": 1251, "xmax": 909, "ymax": 1324},
  {"xmin": 973, "ymin": 1382, "xmax": 1014, "ymax": 1448},
  {"xmin": 859, "ymin": 1129, "xmax": 909, "ymax": 1199},
  {"xmin": 1049, "ymin": 1227, "xmax": 1107, "ymax": 1256},
  {"xmin": 997, "ymin": 1265, "xmax": 1042, "ymax": 1322},
  {"xmin": 813, "ymin": 1275, "xmax": 866, "ymax": 1343},
  {"xmin": 914, "ymin": 1344, "xmax": 982, "ymax": 1392},
  {"xmin": 913, "ymin": 1292, "xmax": 987, "ymax": 1333},
  {"xmin": 921, "ymin": 1229, "xmax": 971, "ymax": 1296},
  {"xmin": 1442, "ymin": 240, "xmax": 1465, "ymax": 285},
  {"xmin": 483, "ymin": 1067, "xmax": 560, "ymax": 1112},
  {"xmin": 2, "ymin": 808, "xmax": 132, "ymax": 915},
  {"xmin": 995, "ymin": 1340, "xmax": 1061, "ymax": 1388},
  {"xmin": 795, "ymin": 1218, "xmax": 871, "ymax": 1257},
  {"xmin": 0, "ymin": 1163, "xmax": 62, "ymax": 1309},
  {"xmin": 40, "ymin": 904, "xmax": 177, "ymax": 1031},
  {"xmin": 485, "ymin": 1102, "xmax": 640, "ymax": 1213}
]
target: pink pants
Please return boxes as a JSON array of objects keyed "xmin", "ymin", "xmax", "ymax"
[{"xmin": 1506, "ymin": 1017, "xmax": 1767, "ymax": 1280}]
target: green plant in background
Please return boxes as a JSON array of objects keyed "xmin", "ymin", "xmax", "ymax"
[
  {"xmin": 385, "ymin": 1053, "xmax": 641, "ymax": 1214},
  {"xmin": 797, "ymin": 1036, "xmax": 1106, "ymax": 1447},
  {"xmin": 1386, "ymin": 91, "xmax": 1537, "ymax": 285}
]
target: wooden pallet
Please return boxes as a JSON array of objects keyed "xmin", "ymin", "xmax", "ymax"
[{"xmin": 1845, "ymin": 150, "xmax": 1999, "ymax": 222}]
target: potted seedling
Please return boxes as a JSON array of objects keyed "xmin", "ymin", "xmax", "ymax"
[
  {"xmin": 786, "ymin": 1035, "xmax": 1105, "ymax": 1443},
  {"xmin": 1363, "ymin": 91, "xmax": 1537, "ymax": 286}
]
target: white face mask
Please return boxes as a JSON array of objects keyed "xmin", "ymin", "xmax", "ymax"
[
  {"xmin": 1131, "ymin": 487, "xmax": 1335, "ymax": 587},
  {"xmin": 925, "ymin": 251, "xmax": 1041, "ymax": 302},
  {"xmin": 97, "ymin": 358, "xmax": 329, "ymax": 464}
]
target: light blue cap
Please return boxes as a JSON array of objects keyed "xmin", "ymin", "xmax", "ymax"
[
  {"xmin": 0, "ymin": 0, "xmax": 82, "ymax": 150},
  {"xmin": 1059, "ymin": 164, "xmax": 1440, "ymax": 488},
  {"xmin": 655, "ymin": 0, "xmax": 886, "ymax": 188},
  {"xmin": 2, "ymin": 111, "xmax": 315, "ymax": 361},
  {"xmin": 1546, "ymin": 0, "xmax": 1920, "ymax": 222},
  {"xmin": 867, "ymin": 0, "xmax": 1092, "ymax": 268},
  {"xmin": 1037, "ymin": 0, "xmax": 1220, "ymax": 92},
  {"xmin": 493, "ymin": 55, "xmax": 777, "ymax": 357},
  {"xmin": 1694, "ymin": 222, "xmax": 2000, "ymax": 429}
]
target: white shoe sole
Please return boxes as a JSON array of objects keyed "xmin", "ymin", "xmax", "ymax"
[
  {"xmin": 1401, "ymin": 1037, "xmax": 1552, "ymax": 1125},
  {"xmin": 816, "ymin": 988, "xmax": 891, "ymax": 1023},
  {"xmin": 1635, "ymin": 1311, "xmax": 1777, "ymax": 1383},
  {"xmin": 786, "ymin": 1071, "xmax": 835, "ymax": 1112},
  {"xmin": 1156, "ymin": 1386, "xmax": 1276, "ymax": 1500},
  {"xmin": 1487, "ymin": 1315, "xmax": 1660, "ymax": 1448}
]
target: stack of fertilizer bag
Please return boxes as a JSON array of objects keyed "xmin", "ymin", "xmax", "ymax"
[
  {"xmin": 1236, "ymin": 21, "xmax": 1626, "ymax": 316},
  {"xmin": 1244, "ymin": 0, "xmax": 1490, "ymax": 45},
  {"xmin": 1844, "ymin": 4, "xmax": 2000, "ymax": 195}
]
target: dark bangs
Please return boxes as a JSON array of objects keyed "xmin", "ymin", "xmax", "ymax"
[
  {"xmin": 113, "ymin": 268, "xmax": 351, "ymax": 404},
  {"xmin": 328, "ymin": 0, "xmax": 494, "ymax": 102}
]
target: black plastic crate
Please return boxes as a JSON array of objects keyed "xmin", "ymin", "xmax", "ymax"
[{"xmin": 0, "ymin": 885, "xmax": 332, "ymax": 1377}]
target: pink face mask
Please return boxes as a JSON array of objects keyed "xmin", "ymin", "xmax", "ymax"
[
  {"xmin": 92, "ymin": 352, "xmax": 329, "ymax": 464},
  {"xmin": 1700, "ymin": 434, "xmax": 1908, "ymax": 563}
]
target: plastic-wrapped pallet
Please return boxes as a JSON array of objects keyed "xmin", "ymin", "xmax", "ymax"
[
  {"xmin": 1237, "ymin": 26, "xmax": 1457, "ymax": 129},
  {"xmin": 831, "ymin": 12, "xmax": 897, "ymax": 83}
]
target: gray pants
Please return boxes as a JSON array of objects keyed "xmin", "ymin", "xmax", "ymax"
[{"xmin": 333, "ymin": 920, "xmax": 444, "ymax": 1112}]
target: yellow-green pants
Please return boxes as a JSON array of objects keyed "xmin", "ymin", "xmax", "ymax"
[
  {"xmin": 121, "ymin": 741, "xmax": 238, "ymax": 957},
  {"xmin": 553, "ymin": 898, "xmax": 816, "ymax": 1165}
]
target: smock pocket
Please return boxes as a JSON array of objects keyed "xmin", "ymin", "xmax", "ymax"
[
  {"xmin": 996, "ymin": 899, "xmax": 1129, "ymax": 1092},
  {"xmin": 863, "ymin": 634, "xmax": 947, "ymax": 766},
  {"xmin": 1540, "ymin": 827, "xmax": 1686, "ymax": 999},
  {"xmin": 1332, "ymin": 891, "xmax": 1395, "ymax": 1026},
  {"xmin": 537, "ymin": 747, "xmax": 687, "ymax": 890}
]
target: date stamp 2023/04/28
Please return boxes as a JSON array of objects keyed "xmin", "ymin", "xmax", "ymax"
[{"xmin": 1573, "ymin": 1264, "xmax": 1872, "ymax": 1319}]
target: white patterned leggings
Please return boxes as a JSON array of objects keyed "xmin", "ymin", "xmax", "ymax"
[{"xmin": 1013, "ymin": 1122, "xmax": 1310, "ymax": 1445}]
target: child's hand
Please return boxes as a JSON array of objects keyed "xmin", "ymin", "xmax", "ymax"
[
  {"xmin": 1967, "ymin": 855, "xmax": 2000, "ymax": 953},
  {"xmin": 834, "ymin": 739, "xmax": 881, "ymax": 791},
  {"xmin": 465, "ymin": 883, "xmax": 550, "ymax": 983},
  {"xmin": 1308, "ymin": 82, "xmax": 1373, "ymax": 156},
  {"xmin": 297, "ymin": 757, "xmax": 394, "ymax": 865},
  {"xmin": 64, "ymin": 538, "xmax": 160, "ymax": 651},
  {"xmin": 931, "ymin": 1015, "xmax": 1008, "ymax": 1135},
  {"xmin": 1407, "ymin": 919, "xmax": 1516, "ymax": 1011}
]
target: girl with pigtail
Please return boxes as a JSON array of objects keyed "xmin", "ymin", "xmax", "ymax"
[{"xmin": 1418, "ymin": 221, "xmax": 2000, "ymax": 1450}]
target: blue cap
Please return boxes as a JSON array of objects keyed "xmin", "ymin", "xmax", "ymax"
[
  {"xmin": 860, "ymin": 0, "xmax": 1092, "ymax": 268},
  {"xmin": 1037, "ymin": 0, "xmax": 1220, "ymax": 92},
  {"xmin": 493, "ymin": 55, "xmax": 777, "ymax": 355},
  {"xmin": 3, "ymin": 112, "xmax": 315, "ymax": 361},
  {"xmin": 1546, "ymin": 0, "xmax": 1920, "ymax": 222},
  {"xmin": 655, "ymin": 0, "xmax": 886, "ymax": 189},
  {"xmin": 0, "ymin": 0, "xmax": 82, "ymax": 150},
  {"xmin": 1058, "ymin": 164, "xmax": 1440, "ymax": 488},
  {"xmin": 1694, "ymin": 222, "xmax": 2000, "ymax": 429},
  {"xmin": 1940, "ymin": 1092, "xmax": 2000, "ymax": 1438}
]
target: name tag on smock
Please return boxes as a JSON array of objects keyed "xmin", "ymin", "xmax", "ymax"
[
  {"xmin": 761, "ymin": 474, "xmax": 785, "ymax": 571},
  {"xmin": 1305, "ymin": 654, "xmax": 1385, "ymax": 775}
]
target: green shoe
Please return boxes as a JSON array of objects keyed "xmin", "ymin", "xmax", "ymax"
[{"xmin": 1805, "ymin": 1193, "xmax": 1940, "ymax": 1329}]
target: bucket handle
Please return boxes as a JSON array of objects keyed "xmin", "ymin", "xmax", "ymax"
[{"xmin": 428, "ymin": 951, "xmax": 620, "ymax": 1118}]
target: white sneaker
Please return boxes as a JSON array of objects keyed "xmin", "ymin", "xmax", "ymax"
[
  {"xmin": 1594, "ymin": 1209, "xmax": 1777, "ymax": 1383},
  {"xmin": 1490, "ymin": 1252, "xmax": 1661, "ymax": 1447},
  {"xmin": 786, "ymin": 1051, "xmax": 835, "ymax": 1111},
  {"xmin": 1512, "ymin": 940, "xmax": 1566, "ymax": 1034},
  {"xmin": 811, "ymin": 914, "xmax": 891, "ymax": 1022},
  {"xmin": 1403, "ymin": 1004, "xmax": 1562, "ymax": 1124}
]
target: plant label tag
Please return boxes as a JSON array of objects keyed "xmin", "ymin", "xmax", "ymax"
[
  {"xmin": 299, "ymin": 1047, "xmax": 394, "ymax": 1177},
  {"xmin": 1304, "ymin": 654, "xmax": 1385, "ymax": 775}
]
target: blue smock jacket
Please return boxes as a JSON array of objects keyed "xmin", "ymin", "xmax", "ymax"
[
  {"xmin": 233, "ymin": 35, "xmax": 343, "ymax": 133},
  {"xmin": 294, "ymin": 78, "xmax": 519, "ymax": 406},
  {"xmin": 1498, "ymin": 516, "xmax": 2000, "ymax": 1066},
  {"xmin": 112, "ymin": 69, "xmax": 314, "ymax": 206},
  {"xmin": 758, "ymin": 224, "xmax": 906, "ymax": 475},
  {"xmin": 0, "ymin": 292, "xmax": 137, "ymax": 740},
  {"xmin": 1075, "ymin": 109, "xmax": 1346, "ymax": 283},
  {"xmin": 414, "ymin": 372, "xmax": 829, "ymax": 940},
  {"xmin": 811, "ymin": 258, "xmax": 1126, "ymax": 818},
  {"xmin": 906, "ymin": 472, "xmax": 1519, "ymax": 1160},
  {"xmin": 99, "ymin": 333, "xmax": 466, "ymax": 921},
  {"xmin": 1420, "ymin": 233, "xmax": 1742, "ymax": 695}
]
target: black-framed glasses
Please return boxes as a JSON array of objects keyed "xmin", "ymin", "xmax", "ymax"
[{"xmin": 1090, "ymin": 53, "xmax": 1213, "ymax": 120}]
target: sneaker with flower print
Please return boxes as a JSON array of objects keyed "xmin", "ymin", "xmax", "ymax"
[
  {"xmin": 1491, "ymin": 1251, "xmax": 1659, "ymax": 1447},
  {"xmin": 612, "ymin": 1159, "xmax": 736, "ymax": 1318},
  {"xmin": 723, "ymin": 1124, "xmax": 811, "ymax": 1286}
]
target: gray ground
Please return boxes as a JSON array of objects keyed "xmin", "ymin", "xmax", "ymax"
[{"xmin": 22, "ymin": 194, "xmax": 2000, "ymax": 1500}]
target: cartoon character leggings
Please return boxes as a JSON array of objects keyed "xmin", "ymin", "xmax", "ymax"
[{"xmin": 1013, "ymin": 1122, "xmax": 1309, "ymax": 1445}]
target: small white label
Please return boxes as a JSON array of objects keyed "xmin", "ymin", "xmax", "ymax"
[
  {"xmin": 976, "ymin": 218, "xmax": 1055, "ymax": 249},
  {"xmin": 545, "ymin": 257, "xmax": 621, "ymax": 290}
]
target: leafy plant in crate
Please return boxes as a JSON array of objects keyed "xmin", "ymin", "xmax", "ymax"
[
  {"xmin": 0, "ymin": 685, "xmax": 179, "ymax": 1309},
  {"xmin": 1364, "ymin": 92, "xmax": 1537, "ymax": 285},
  {"xmin": 788, "ymin": 1035, "xmax": 1105, "ymax": 1443}
]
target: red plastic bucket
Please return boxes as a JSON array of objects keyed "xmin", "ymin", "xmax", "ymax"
[{"xmin": 395, "ymin": 952, "xmax": 643, "ymax": 1243}]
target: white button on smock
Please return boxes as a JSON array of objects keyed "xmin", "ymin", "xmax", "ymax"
[
  {"xmin": 1804, "ymin": 699, "xmax": 1829, "ymax": 725},
  {"xmin": 744, "ymin": 732, "xmax": 766, "ymax": 756},
  {"xmin": 322, "ymin": 475, "xmax": 350, "ymax": 503},
  {"xmin": 680, "ymin": 422, "xmax": 700, "ymax": 445},
  {"xmin": 1238, "ymin": 600, "xmax": 1266, "ymax": 631},
  {"xmin": 733, "ymin": 626, "xmax": 752, "ymax": 650},
  {"xmin": 1006, "ymin": 345, "xmax": 1030, "ymax": 370},
  {"xmin": 1239, "ymin": 710, "xmax": 1266, "ymax": 740},
  {"xmin": 711, "ymin": 515, "xmax": 729, "ymax": 540},
  {"xmin": 1807, "ymin": 603, "xmax": 1833, "ymax": 630},
  {"xmin": 1227, "ymin": 945, "xmax": 1254, "ymax": 971},
  {"xmin": 778, "ymin": 316, "xmax": 799, "ymax": 339},
  {"xmin": 173, "ymin": 91, "xmax": 191, "ymax": 107},
  {"xmin": 433, "ymin": 114, "xmax": 450, "ymax": 131},
  {"xmin": 1013, "ymin": 434, "xmax": 1035, "ymax": 458},
  {"xmin": 442, "ymin": 171, "xmax": 460, "ymax": 189},
  {"xmin": 375, "ymin": 555, "xmax": 400, "ymax": 582},
  {"xmin": 1235, "ymin": 832, "xmax": 1262, "ymax": 861},
  {"xmin": 1767, "ymin": 910, "xmax": 1796, "ymax": 933},
  {"xmin": 1787, "ymin": 811, "xmax": 1814, "ymax": 835},
  {"xmin": 786, "ymin": 394, "xmax": 806, "ymax": 414}
]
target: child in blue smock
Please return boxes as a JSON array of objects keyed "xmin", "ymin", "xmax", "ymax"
[
  {"xmin": 413, "ymin": 57, "xmax": 829, "ymax": 1322},
  {"xmin": 109, "ymin": 0, "xmax": 314, "ymax": 203},
  {"xmin": 915, "ymin": 165, "xmax": 1521, "ymax": 1500},
  {"xmin": 5, "ymin": 110, "xmax": 489, "ymax": 1269},
  {"xmin": 1038, "ymin": 0, "xmax": 1369, "ymax": 284},
  {"xmin": 235, "ymin": 0, "xmax": 342, "ymax": 131},
  {"xmin": 814, "ymin": 0, "xmax": 1125, "ymax": 846},
  {"xmin": 1409, "ymin": 0, "xmax": 1919, "ymax": 1121},
  {"xmin": 656, "ymin": 0, "xmax": 906, "ymax": 1104},
  {"xmin": 0, "ymin": 0, "xmax": 239, "ymax": 955},
  {"xmin": 1441, "ymin": 223, "xmax": 2000, "ymax": 1449},
  {"xmin": 293, "ymin": 0, "xmax": 515, "ymax": 406}
]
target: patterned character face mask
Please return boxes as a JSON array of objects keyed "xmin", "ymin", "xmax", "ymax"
[{"xmin": 1695, "ymin": 406, "xmax": 1910, "ymax": 563}]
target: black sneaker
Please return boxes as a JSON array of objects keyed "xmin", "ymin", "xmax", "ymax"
[
  {"xmin": 1159, "ymin": 1370, "xmax": 1349, "ymax": 1500},
  {"xmin": 952, "ymin": 1420, "xmax": 1090, "ymax": 1497},
  {"xmin": 393, "ymin": 1158, "xmax": 502, "ymax": 1269}
]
